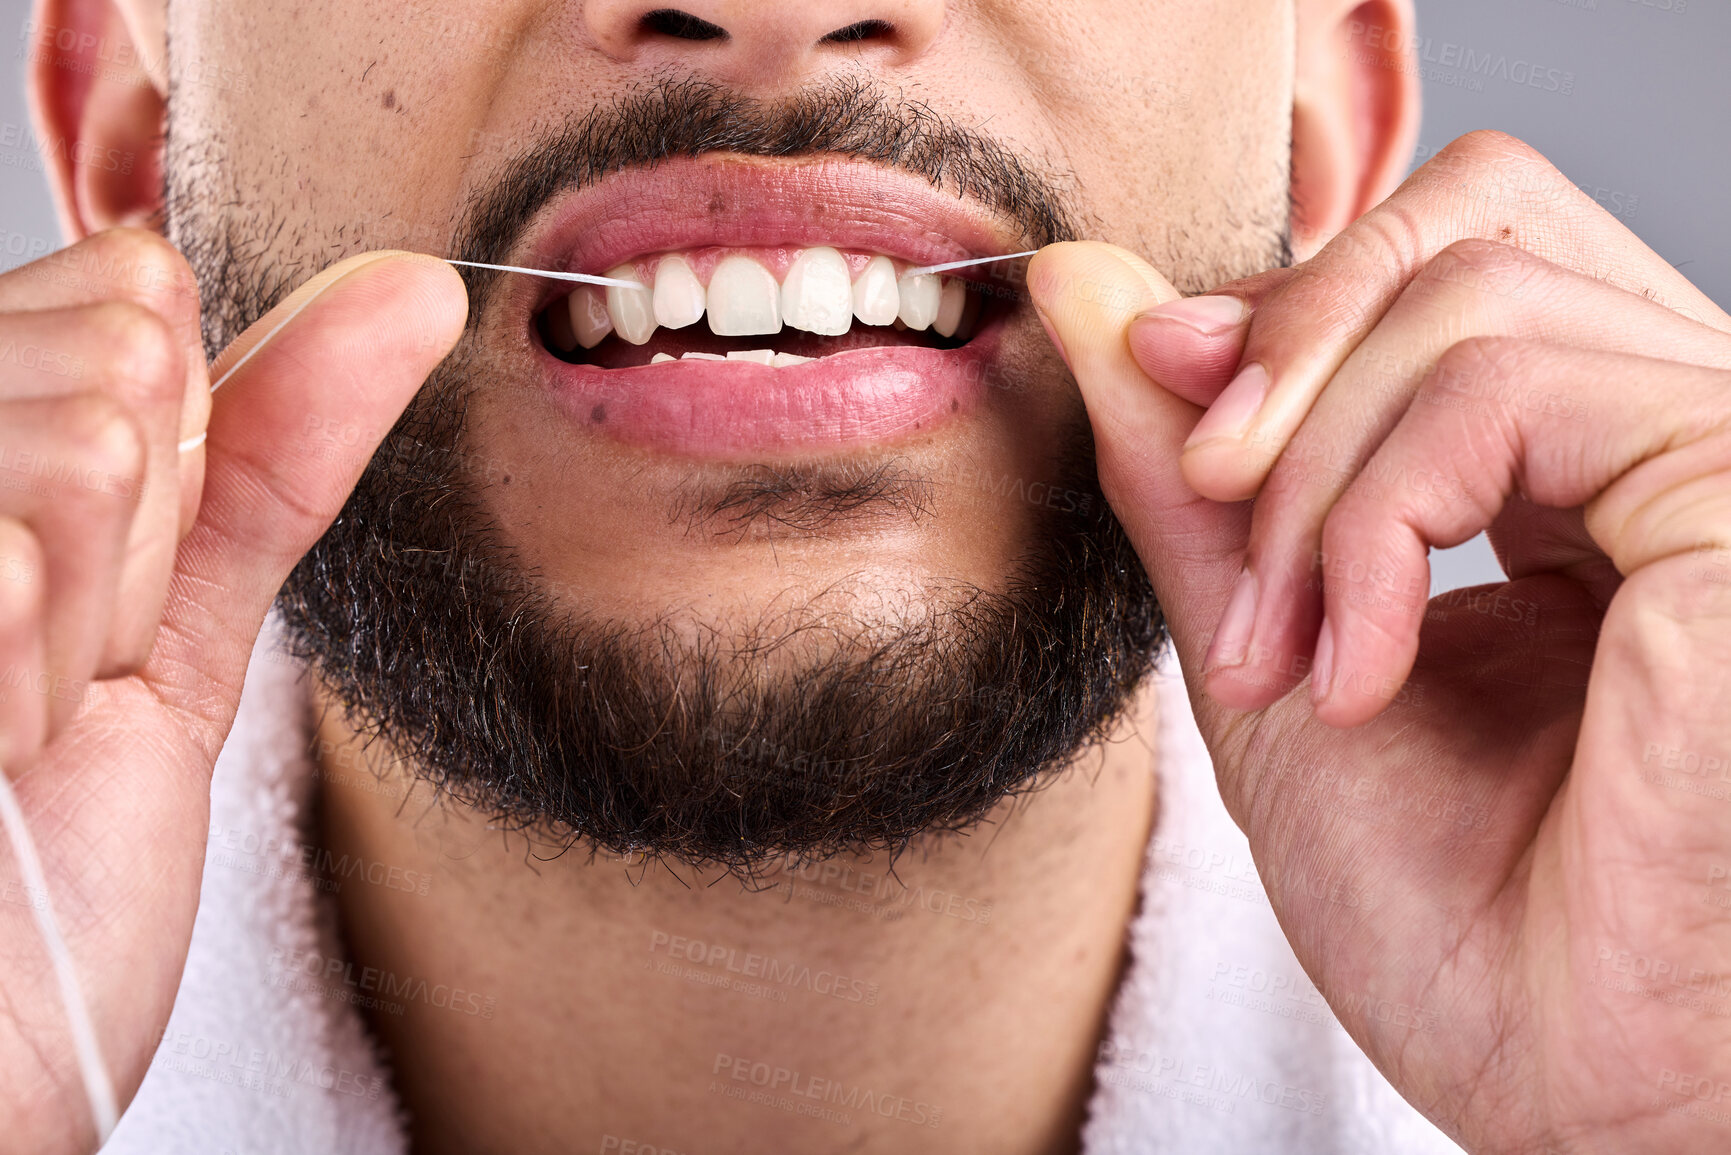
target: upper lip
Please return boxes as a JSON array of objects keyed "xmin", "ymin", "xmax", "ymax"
[{"xmin": 508, "ymin": 155, "xmax": 1031, "ymax": 318}]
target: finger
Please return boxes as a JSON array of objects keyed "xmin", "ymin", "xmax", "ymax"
[
  {"xmin": 1125, "ymin": 268, "xmax": 1294, "ymax": 407},
  {"xmin": 0, "ymin": 518, "xmax": 47, "ymax": 767},
  {"xmin": 0, "ymin": 304, "xmax": 190, "ymax": 676},
  {"xmin": 1179, "ymin": 131, "xmax": 1731, "ymax": 505},
  {"xmin": 144, "ymin": 252, "xmax": 467, "ymax": 754},
  {"xmin": 0, "ymin": 230, "xmax": 210, "ymax": 533},
  {"xmin": 1207, "ymin": 246, "xmax": 1731, "ymax": 709},
  {"xmin": 1026, "ymin": 241, "xmax": 1257, "ymax": 719},
  {"xmin": 0, "ymin": 396, "xmax": 144, "ymax": 735},
  {"xmin": 1314, "ymin": 339, "xmax": 1731, "ymax": 728}
]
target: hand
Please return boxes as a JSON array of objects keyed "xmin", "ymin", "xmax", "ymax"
[
  {"xmin": 0, "ymin": 229, "xmax": 466, "ymax": 1154},
  {"xmin": 1030, "ymin": 130, "xmax": 1731, "ymax": 1153}
]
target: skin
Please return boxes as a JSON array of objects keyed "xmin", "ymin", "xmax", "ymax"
[{"xmin": 19, "ymin": 1, "xmax": 1731, "ymax": 1155}]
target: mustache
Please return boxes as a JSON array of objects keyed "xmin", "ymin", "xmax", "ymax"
[{"xmin": 449, "ymin": 75, "xmax": 1085, "ymax": 312}]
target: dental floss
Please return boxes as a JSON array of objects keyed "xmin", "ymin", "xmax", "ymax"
[
  {"xmin": 443, "ymin": 259, "xmax": 644, "ymax": 289},
  {"xmin": 900, "ymin": 249, "xmax": 1040, "ymax": 278},
  {"xmin": 447, "ymin": 251, "xmax": 1042, "ymax": 286},
  {"xmin": 0, "ymin": 763, "xmax": 119, "ymax": 1142}
]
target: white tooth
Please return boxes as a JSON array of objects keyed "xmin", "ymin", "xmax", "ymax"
[
  {"xmin": 852, "ymin": 255, "xmax": 899, "ymax": 327},
  {"xmin": 652, "ymin": 255, "xmax": 705, "ymax": 329},
  {"xmin": 707, "ymin": 256, "xmax": 782, "ymax": 336},
  {"xmin": 650, "ymin": 352, "xmax": 676, "ymax": 363},
  {"xmin": 725, "ymin": 348, "xmax": 777, "ymax": 365},
  {"xmin": 568, "ymin": 286, "xmax": 613, "ymax": 349},
  {"xmin": 896, "ymin": 271, "xmax": 941, "ymax": 329},
  {"xmin": 780, "ymin": 246, "xmax": 852, "ymax": 336},
  {"xmin": 933, "ymin": 278, "xmax": 968, "ymax": 338},
  {"xmin": 605, "ymin": 266, "xmax": 656, "ymax": 345},
  {"xmin": 771, "ymin": 352, "xmax": 813, "ymax": 367},
  {"xmin": 681, "ymin": 351, "xmax": 726, "ymax": 361}
]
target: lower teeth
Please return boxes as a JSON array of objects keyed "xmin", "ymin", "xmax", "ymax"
[{"xmin": 648, "ymin": 349, "xmax": 815, "ymax": 366}]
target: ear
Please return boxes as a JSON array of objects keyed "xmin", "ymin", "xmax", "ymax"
[
  {"xmin": 1290, "ymin": 0, "xmax": 1421, "ymax": 261},
  {"xmin": 26, "ymin": 0, "xmax": 169, "ymax": 242}
]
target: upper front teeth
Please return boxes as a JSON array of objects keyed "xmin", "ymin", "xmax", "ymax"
[
  {"xmin": 708, "ymin": 256, "xmax": 782, "ymax": 336},
  {"xmin": 852, "ymin": 255, "xmax": 899, "ymax": 326},
  {"xmin": 563, "ymin": 248, "xmax": 979, "ymax": 350},
  {"xmin": 779, "ymin": 247, "xmax": 852, "ymax": 336},
  {"xmin": 651, "ymin": 255, "xmax": 705, "ymax": 330},
  {"xmin": 605, "ymin": 266, "xmax": 658, "ymax": 345}
]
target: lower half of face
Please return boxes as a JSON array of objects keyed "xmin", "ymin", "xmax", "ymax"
[{"xmin": 166, "ymin": 8, "xmax": 1291, "ymax": 870}]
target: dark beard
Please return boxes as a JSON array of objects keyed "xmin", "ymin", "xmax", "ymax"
[{"xmin": 169, "ymin": 78, "xmax": 1208, "ymax": 874}]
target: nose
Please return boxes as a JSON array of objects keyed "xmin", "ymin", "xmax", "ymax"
[{"xmin": 583, "ymin": 1, "xmax": 944, "ymax": 84}]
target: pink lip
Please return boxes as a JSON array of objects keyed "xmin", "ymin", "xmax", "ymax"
[
  {"xmin": 544, "ymin": 331, "xmax": 1002, "ymax": 457},
  {"xmin": 494, "ymin": 157, "xmax": 1029, "ymax": 458}
]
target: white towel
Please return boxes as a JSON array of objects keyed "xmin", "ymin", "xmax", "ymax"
[{"xmin": 105, "ymin": 623, "xmax": 1461, "ymax": 1153}]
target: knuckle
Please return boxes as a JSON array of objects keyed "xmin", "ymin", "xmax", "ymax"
[
  {"xmin": 1443, "ymin": 129, "xmax": 1547, "ymax": 168},
  {"xmin": 1417, "ymin": 240, "xmax": 1544, "ymax": 305},
  {"xmin": 80, "ymin": 228, "xmax": 197, "ymax": 303},
  {"xmin": 56, "ymin": 392, "xmax": 148, "ymax": 480},
  {"xmin": 0, "ymin": 522, "xmax": 42, "ymax": 625},
  {"xmin": 1432, "ymin": 238, "xmax": 1530, "ymax": 277},
  {"xmin": 1416, "ymin": 132, "xmax": 1575, "ymax": 219},
  {"xmin": 78, "ymin": 300, "xmax": 185, "ymax": 401},
  {"xmin": 1433, "ymin": 335, "xmax": 1538, "ymax": 384}
]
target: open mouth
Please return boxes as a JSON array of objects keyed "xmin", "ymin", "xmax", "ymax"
[
  {"xmin": 535, "ymin": 245, "xmax": 988, "ymax": 369},
  {"xmin": 498, "ymin": 157, "xmax": 1033, "ymax": 456}
]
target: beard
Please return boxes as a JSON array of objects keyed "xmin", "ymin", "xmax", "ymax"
[{"xmin": 166, "ymin": 77, "xmax": 1283, "ymax": 874}]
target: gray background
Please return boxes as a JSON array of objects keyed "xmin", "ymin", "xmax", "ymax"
[{"xmin": 3, "ymin": 0, "xmax": 1726, "ymax": 591}]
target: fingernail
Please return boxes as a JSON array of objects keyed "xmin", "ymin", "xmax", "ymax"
[
  {"xmin": 1034, "ymin": 306, "xmax": 1073, "ymax": 373},
  {"xmin": 1311, "ymin": 617, "xmax": 1335, "ymax": 704},
  {"xmin": 1138, "ymin": 295, "xmax": 1246, "ymax": 337},
  {"xmin": 1206, "ymin": 567, "xmax": 1259, "ymax": 670},
  {"xmin": 1184, "ymin": 362, "xmax": 1270, "ymax": 450}
]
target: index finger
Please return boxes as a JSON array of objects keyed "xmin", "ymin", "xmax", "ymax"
[
  {"xmin": 1179, "ymin": 131, "xmax": 1731, "ymax": 502},
  {"xmin": 0, "ymin": 230, "xmax": 210, "ymax": 532}
]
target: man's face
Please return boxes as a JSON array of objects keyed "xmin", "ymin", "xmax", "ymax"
[{"xmin": 163, "ymin": 1, "xmax": 1293, "ymax": 868}]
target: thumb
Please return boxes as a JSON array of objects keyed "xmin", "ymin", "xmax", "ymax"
[
  {"xmin": 1028, "ymin": 241, "xmax": 1253, "ymax": 693},
  {"xmin": 150, "ymin": 251, "xmax": 467, "ymax": 746}
]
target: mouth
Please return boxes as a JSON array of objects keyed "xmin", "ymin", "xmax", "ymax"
[{"xmin": 496, "ymin": 157, "xmax": 1033, "ymax": 458}]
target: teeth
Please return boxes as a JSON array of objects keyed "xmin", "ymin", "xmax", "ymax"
[
  {"xmin": 605, "ymin": 266, "xmax": 656, "ymax": 345},
  {"xmin": 681, "ymin": 351, "xmax": 726, "ymax": 361},
  {"xmin": 566, "ymin": 249, "xmax": 984, "ymax": 356},
  {"xmin": 933, "ymin": 278, "xmax": 968, "ymax": 338},
  {"xmin": 708, "ymin": 256, "xmax": 781, "ymax": 336},
  {"xmin": 568, "ymin": 286, "xmax": 613, "ymax": 349},
  {"xmin": 852, "ymin": 256, "xmax": 899, "ymax": 326},
  {"xmin": 772, "ymin": 352, "xmax": 813, "ymax": 367},
  {"xmin": 725, "ymin": 348, "xmax": 777, "ymax": 365},
  {"xmin": 652, "ymin": 256, "xmax": 705, "ymax": 329},
  {"xmin": 780, "ymin": 247, "xmax": 852, "ymax": 336},
  {"xmin": 896, "ymin": 271, "xmax": 941, "ymax": 329},
  {"xmin": 651, "ymin": 352, "xmax": 676, "ymax": 363}
]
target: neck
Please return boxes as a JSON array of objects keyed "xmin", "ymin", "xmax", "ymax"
[{"xmin": 311, "ymin": 679, "xmax": 1159, "ymax": 1155}]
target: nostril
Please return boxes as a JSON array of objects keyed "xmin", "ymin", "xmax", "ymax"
[
  {"xmin": 641, "ymin": 9, "xmax": 729, "ymax": 41},
  {"xmin": 821, "ymin": 19, "xmax": 895, "ymax": 44}
]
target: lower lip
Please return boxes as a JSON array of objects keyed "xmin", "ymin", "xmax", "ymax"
[{"xmin": 538, "ymin": 325, "xmax": 1002, "ymax": 457}]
